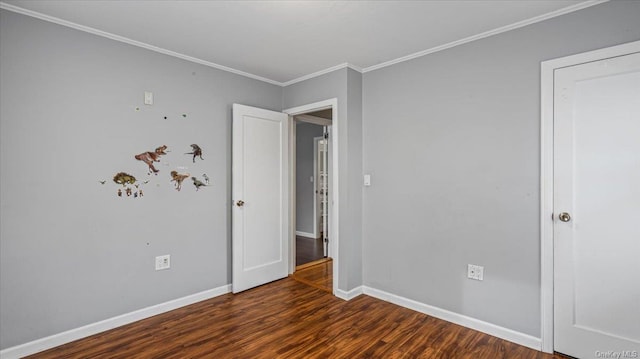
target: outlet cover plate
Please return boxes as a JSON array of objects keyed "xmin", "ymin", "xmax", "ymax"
[
  {"xmin": 467, "ymin": 264, "xmax": 484, "ymax": 281},
  {"xmin": 155, "ymin": 255, "xmax": 170, "ymax": 270}
]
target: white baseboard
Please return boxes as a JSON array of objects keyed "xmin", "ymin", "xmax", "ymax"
[
  {"xmin": 335, "ymin": 285, "xmax": 363, "ymax": 301},
  {"xmin": 0, "ymin": 284, "xmax": 232, "ymax": 359},
  {"xmin": 295, "ymin": 231, "xmax": 317, "ymax": 238},
  {"xmin": 1, "ymin": 283, "xmax": 541, "ymax": 357},
  {"xmin": 362, "ymin": 286, "xmax": 542, "ymax": 351}
]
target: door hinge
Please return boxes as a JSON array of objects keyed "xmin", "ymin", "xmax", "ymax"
[{"xmin": 324, "ymin": 133, "xmax": 329, "ymax": 140}]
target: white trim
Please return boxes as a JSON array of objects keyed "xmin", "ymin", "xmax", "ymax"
[
  {"xmin": 313, "ymin": 136, "xmax": 321, "ymax": 240},
  {"xmin": 285, "ymin": 102, "xmax": 334, "ymax": 114},
  {"xmin": 362, "ymin": 0, "xmax": 608, "ymax": 73},
  {"xmin": 295, "ymin": 230, "xmax": 316, "ymax": 239},
  {"xmin": 0, "ymin": 2, "xmax": 282, "ymax": 86},
  {"xmin": 284, "ymin": 99, "xmax": 339, "ymax": 296},
  {"xmin": 2, "ymin": 1, "xmax": 606, "ymax": 86},
  {"xmin": 289, "ymin": 120, "xmax": 298, "ymax": 272},
  {"xmin": 296, "ymin": 114, "xmax": 332, "ymax": 127},
  {"xmin": 539, "ymin": 40, "xmax": 640, "ymax": 354},
  {"xmin": 0, "ymin": 285, "xmax": 231, "ymax": 359},
  {"xmin": 282, "ymin": 63, "xmax": 362, "ymax": 87},
  {"xmin": 335, "ymin": 286, "xmax": 364, "ymax": 301},
  {"xmin": 363, "ymin": 286, "xmax": 542, "ymax": 351}
]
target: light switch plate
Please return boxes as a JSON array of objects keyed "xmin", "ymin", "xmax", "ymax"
[
  {"xmin": 364, "ymin": 174, "xmax": 371, "ymax": 186},
  {"xmin": 144, "ymin": 91, "xmax": 153, "ymax": 105}
]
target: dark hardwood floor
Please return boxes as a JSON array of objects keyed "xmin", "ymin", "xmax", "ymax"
[
  {"xmin": 27, "ymin": 278, "xmax": 572, "ymax": 359},
  {"xmin": 296, "ymin": 235, "xmax": 324, "ymax": 266},
  {"xmin": 291, "ymin": 259, "xmax": 333, "ymax": 293}
]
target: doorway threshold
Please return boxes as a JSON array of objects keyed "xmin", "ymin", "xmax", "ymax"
[
  {"xmin": 295, "ymin": 257, "xmax": 331, "ymax": 271},
  {"xmin": 291, "ymin": 258, "xmax": 333, "ymax": 293}
]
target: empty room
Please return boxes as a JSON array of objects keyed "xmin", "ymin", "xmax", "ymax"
[{"xmin": 1, "ymin": 1, "xmax": 639, "ymax": 358}]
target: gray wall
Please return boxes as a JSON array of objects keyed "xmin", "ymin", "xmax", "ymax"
[
  {"xmin": 0, "ymin": 10, "xmax": 282, "ymax": 349},
  {"xmin": 296, "ymin": 122, "xmax": 324, "ymax": 235},
  {"xmin": 3, "ymin": 0, "xmax": 639, "ymax": 351},
  {"xmin": 362, "ymin": 0, "xmax": 640, "ymax": 338},
  {"xmin": 283, "ymin": 68, "xmax": 363, "ymax": 291},
  {"xmin": 346, "ymin": 70, "xmax": 363, "ymax": 288}
]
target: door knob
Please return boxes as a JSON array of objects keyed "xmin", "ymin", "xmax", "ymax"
[
  {"xmin": 558, "ymin": 212, "xmax": 571, "ymax": 222},
  {"xmin": 236, "ymin": 200, "xmax": 244, "ymax": 207}
]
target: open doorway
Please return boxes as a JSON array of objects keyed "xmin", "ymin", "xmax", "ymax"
[
  {"xmin": 232, "ymin": 100, "xmax": 338, "ymax": 295},
  {"xmin": 290, "ymin": 109, "xmax": 333, "ymax": 292}
]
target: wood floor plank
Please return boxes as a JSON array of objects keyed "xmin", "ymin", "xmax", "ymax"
[
  {"xmin": 296, "ymin": 236, "xmax": 324, "ymax": 266},
  {"xmin": 26, "ymin": 278, "xmax": 571, "ymax": 358},
  {"xmin": 291, "ymin": 259, "xmax": 332, "ymax": 293}
]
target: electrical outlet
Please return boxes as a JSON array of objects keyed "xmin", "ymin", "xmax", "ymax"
[
  {"xmin": 467, "ymin": 264, "xmax": 484, "ymax": 281},
  {"xmin": 155, "ymin": 255, "xmax": 170, "ymax": 271}
]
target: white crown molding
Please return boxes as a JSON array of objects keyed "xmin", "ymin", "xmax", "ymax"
[
  {"xmin": 0, "ymin": 0, "xmax": 608, "ymax": 86},
  {"xmin": 0, "ymin": 285, "xmax": 232, "ymax": 359},
  {"xmin": 0, "ymin": 2, "xmax": 283, "ymax": 86},
  {"xmin": 282, "ymin": 63, "xmax": 363, "ymax": 87},
  {"xmin": 362, "ymin": 0, "xmax": 609, "ymax": 73},
  {"xmin": 363, "ymin": 286, "xmax": 542, "ymax": 351}
]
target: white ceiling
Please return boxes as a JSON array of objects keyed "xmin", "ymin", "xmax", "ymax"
[{"xmin": 1, "ymin": 0, "xmax": 601, "ymax": 85}]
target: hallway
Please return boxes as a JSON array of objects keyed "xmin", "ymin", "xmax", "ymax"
[{"xmin": 295, "ymin": 235, "xmax": 324, "ymax": 266}]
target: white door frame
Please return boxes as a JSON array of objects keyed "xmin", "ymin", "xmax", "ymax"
[
  {"xmin": 313, "ymin": 135, "xmax": 324, "ymax": 240},
  {"xmin": 539, "ymin": 40, "xmax": 640, "ymax": 353},
  {"xmin": 283, "ymin": 98, "xmax": 339, "ymax": 295}
]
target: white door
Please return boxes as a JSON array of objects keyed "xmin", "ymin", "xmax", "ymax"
[
  {"xmin": 232, "ymin": 104, "xmax": 289, "ymax": 293},
  {"xmin": 313, "ymin": 136, "xmax": 322, "ymax": 239},
  {"xmin": 315, "ymin": 135, "xmax": 329, "ymax": 256},
  {"xmin": 554, "ymin": 52, "xmax": 640, "ymax": 357}
]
